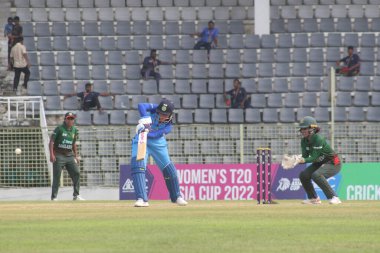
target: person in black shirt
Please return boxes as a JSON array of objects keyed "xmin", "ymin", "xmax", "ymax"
[
  {"xmin": 141, "ymin": 49, "xmax": 175, "ymax": 86},
  {"xmin": 336, "ymin": 46, "xmax": 360, "ymax": 76},
  {"xmin": 223, "ymin": 79, "xmax": 251, "ymax": 109},
  {"xmin": 66, "ymin": 82, "xmax": 110, "ymax": 111}
]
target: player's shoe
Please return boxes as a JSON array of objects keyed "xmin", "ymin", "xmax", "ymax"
[
  {"xmin": 329, "ymin": 196, "xmax": 342, "ymax": 205},
  {"xmin": 176, "ymin": 197, "xmax": 188, "ymax": 206},
  {"xmin": 301, "ymin": 197, "xmax": 321, "ymax": 205},
  {"xmin": 134, "ymin": 198, "xmax": 149, "ymax": 207},
  {"xmin": 73, "ymin": 195, "xmax": 85, "ymax": 201},
  {"xmin": 51, "ymin": 198, "xmax": 58, "ymax": 201}
]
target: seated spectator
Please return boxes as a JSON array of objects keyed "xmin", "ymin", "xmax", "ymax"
[
  {"xmin": 336, "ymin": 46, "xmax": 360, "ymax": 76},
  {"xmin": 10, "ymin": 36, "xmax": 30, "ymax": 93},
  {"xmin": 191, "ymin": 20, "xmax": 219, "ymax": 55},
  {"xmin": 141, "ymin": 49, "xmax": 175, "ymax": 86},
  {"xmin": 223, "ymin": 79, "xmax": 251, "ymax": 109},
  {"xmin": 67, "ymin": 82, "xmax": 110, "ymax": 111},
  {"xmin": 4, "ymin": 17, "xmax": 13, "ymax": 70}
]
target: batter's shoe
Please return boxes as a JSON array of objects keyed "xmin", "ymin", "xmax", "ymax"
[
  {"xmin": 51, "ymin": 198, "xmax": 58, "ymax": 201},
  {"xmin": 73, "ymin": 195, "xmax": 85, "ymax": 201},
  {"xmin": 134, "ymin": 198, "xmax": 149, "ymax": 207},
  {"xmin": 176, "ymin": 197, "xmax": 188, "ymax": 206},
  {"xmin": 329, "ymin": 196, "xmax": 342, "ymax": 205},
  {"xmin": 301, "ymin": 197, "xmax": 321, "ymax": 205}
]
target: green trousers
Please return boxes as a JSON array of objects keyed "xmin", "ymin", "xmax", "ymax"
[
  {"xmin": 51, "ymin": 154, "xmax": 80, "ymax": 199},
  {"xmin": 299, "ymin": 162, "xmax": 341, "ymax": 199}
]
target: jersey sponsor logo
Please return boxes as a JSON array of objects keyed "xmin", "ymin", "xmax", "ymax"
[{"xmin": 313, "ymin": 146, "xmax": 323, "ymax": 149}]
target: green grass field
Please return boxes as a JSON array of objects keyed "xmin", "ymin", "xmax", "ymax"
[{"xmin": 0, "ymin": 200, "xmax": 379, "ymax": 253}]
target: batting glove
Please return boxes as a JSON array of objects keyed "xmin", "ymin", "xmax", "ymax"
[{"xmin": 135, "ymin": 123, "xmax": 145, "ymax": 134}]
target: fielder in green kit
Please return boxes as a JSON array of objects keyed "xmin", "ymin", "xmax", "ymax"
[
  {"xmin": 49, "ymin": 112, "xmax": 84, "ymax": 201},
  {"xmin": 282, "ymin": 116, "xmax": 342, "ymax": 204}
]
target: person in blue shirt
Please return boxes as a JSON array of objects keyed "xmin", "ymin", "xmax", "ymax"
[
  {"xmin": 192, "ymin": 20, "xmax": 219, "ymax": 54},
  {"xmin": 4, "ymin": 17, "xmax": 13, "ymax": 70},
  {"xmin": 130, "ymin": 99, "xmax": 188, "ymax": 207},
  {"xmin": 335, "ymin": 46, "xmax": 360, "ymax": 76}
]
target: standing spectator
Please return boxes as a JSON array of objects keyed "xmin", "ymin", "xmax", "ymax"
[
  {"xmin": 10, "ymin": 16, "xmax": 22, "ymax": 47},
  {"xmin": 336, "ymin": 46, "xmax": 360, "ymax": 76},
  {"xmin": 10, "ymin": 36, "xmax": 30, "ymax": 92},
  {"xmin": 223, "ymin": 79, "xmax": 251, "ymax": 109},
  {"xmin": 191, "ymin": 20, "xmax": 219, "ymax": 55},
  {"xmin": 4, "ymin": 17, "xmax": 13, "ymax": 70},
  {"xmin": 141, "ymin": 49, "xmax": 175, "ymax": 86},
  {"xmin": 67, "ymin": 82, "xmax": 110, "ymax": 111},
  {"xmin": 49, "ymin": 112, "xmax": 84, "ymax": 201}
]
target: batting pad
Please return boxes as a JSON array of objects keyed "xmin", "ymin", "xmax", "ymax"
[
  {"xmin": 163, "ymin": 163, "xmax": 181, "ymax": 202},
  {"xmin": 131, "ymin": 157, "xmax": 148, "ymax": 201}
]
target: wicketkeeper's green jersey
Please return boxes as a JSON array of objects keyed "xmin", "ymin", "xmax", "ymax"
[
  {"xmin": 301, "ymin": 133, "xmax": 335, "ymax": 163},
  {"xmin": 52, "ymin": 123, "xmax": 78, "ymax": 152}
]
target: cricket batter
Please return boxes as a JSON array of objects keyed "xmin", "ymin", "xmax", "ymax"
[
  {"xmin": 295, "ymin": 116, "xmax": 342, "ymax": 205},
  {"xmin": 130, "ymin": 99, "xmax": 188, "ymax": 207},
  {"xmin": 49, "ymin": 112, "xmax": 84, "ymax": 201}
]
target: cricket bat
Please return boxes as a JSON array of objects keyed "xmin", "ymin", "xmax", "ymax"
[{"xmin": 136, "ymin": 130, "xmax": 149, "ymax": 161}]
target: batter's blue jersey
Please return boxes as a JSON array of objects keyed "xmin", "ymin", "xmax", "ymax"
[{"xmin": 137, "ymin": 103, "xmax": 173, "ymax": 139}]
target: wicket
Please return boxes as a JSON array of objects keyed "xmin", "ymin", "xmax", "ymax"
[{"xmin": 256, "ymin": 148, "xmax": 272, "ymax": 204}]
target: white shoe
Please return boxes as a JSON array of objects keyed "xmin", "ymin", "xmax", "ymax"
[
  {"xmin": 301, "ymin": 197, "xmax": 321, "ymax": 205},
  {"xmin": 51, "ymin": 198, "xmax": 58, "ymax": 201},
  {"xmin": 176, "ymin": 197, "xmax": 188, "ymax": 206},
  {"xmin": 329, "ymin": 196, "xmax": 342, "ymax": 205},
  {"xmin": 73, "ymin": 195, "xmax": 85, "ymax": 201},
  {"xmin": 134, "ymin": 198, "xmax": 149, "ymax": 207}
]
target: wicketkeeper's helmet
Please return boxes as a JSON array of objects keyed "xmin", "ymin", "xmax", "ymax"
[{"xmin": 299, "ymin": 116, "xmax": 318, "ymax": 129}]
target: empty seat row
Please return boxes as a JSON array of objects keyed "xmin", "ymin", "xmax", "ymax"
[
  {"xmin": 271, "ymin": 18, "xmax": 380, "ymax": 33},
  {"xmin": 271, "ymin": 0, "xmax": 380, "ymax": 5},
  {"xmin": 272, "ymin": 4, "xmax": 380, "ymax": 19},
  {"xmin": 14, "ymin": 0, "xmax": 254, "ymax": 8},
  {"xmin": 16, "ymin": 6, "xmax": 252, "ymax": 22},
  {"xmin": 25, "ymin": 20, "xmax": 245, "ymax": 37}
]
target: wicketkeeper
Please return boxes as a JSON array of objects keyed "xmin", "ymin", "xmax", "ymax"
[
  {"xmin": 130, "ymin": 99, "xmax": 188, "ymax": 207},
  {"xmin": 282, "ymin": 116, "xmax": 342, "ymax": 205}
]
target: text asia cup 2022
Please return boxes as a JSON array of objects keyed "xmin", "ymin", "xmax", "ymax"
[{"xmin": 120, "ymin": 163, "xmax": 380, "ymax": 201}]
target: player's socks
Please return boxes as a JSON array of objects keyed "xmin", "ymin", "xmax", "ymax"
[{"xmin": 163, "ymin": 162, "xmax": 181, "ymax": 202}]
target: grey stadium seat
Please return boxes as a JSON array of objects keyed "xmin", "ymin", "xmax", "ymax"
[
  {"xmin": 114, "ymin": 95, "xmax": 130, "ymax": 109},
  {"xmin": 267, "ymin": 93, "xmax": 283, "ymax": 108},
  {"xmin": 279, "ymin": 108, "xmax": 295, "ymax": 123},
  {"xmin": 182, "ymin": 94, "xmax": 198, "ymax": 109},
  {"xmin": 175, "ymin": 80, "xmax": 191, "ymax": 93},
  {"xmin": 76, "ymin": 111, "xmax": 92, "ymax": 126},
  {"xmin": 245, "ymin": 108, "xmax": 261, "ymax": 123},
  {"xmin": 284, "ymin": 93, "xmax": 300, "ymax": 108},
  {"xmin": 347, "ymin": 107, "xmax": 365, "ymax": 121},
  {"xmin": 296, "ymin": 108, "xmax": 313, "ymax": 121},
  {"xmin": 45, "ymin": 96, "xmax": 62, "ymax": 110},
  {"xmin": 194, "ymin": 109, "xmax": 211, "ymax": 123},
  {"xmin": 211, "ymin": 109, "xmax": 227, "ymax": 123},
  {"xmin": 353, "ymin": 92, "xmax": 369, "ymax": 106},
  {"xmin": 57, "ymin": 52, "xmax": 72, "ymax": 65},
  {"xmin": 176, "ymin": 109, "xmax": 193, "ymax": 124},
  {"xmin": 263, "ymin": 108, "xmax": 278, "ymax": 123},
  {"xmin": 302, "ymin": 93, "xmax": 318, "ymax": 107},
  {"xmin": 63, "ymin": 96, "xmax": 80, "ymax": 110},
  {"xmin": 228, "ymin": 109, "xmax": 244, "ymax": 123},
  {"xmin": 59, "ymin": 81, "xmax": 75, "ymax": 96},
  {"xmin": 367, "ymin": 107, "xmax": 380, "ymax": 122},
  {"xmin": 93, "ymin": 111, "xmax": 110, "ymax": 125},
  {"xmin": 337, "ymin": 76, "xmax": 354, "ymax": 91},
  {"xmin": 250, "ymin": 94, "xmax": 266, "ymax": 108},
  {"xmin": 336, "ymin": 92, "xmax": 352, "ymax": 107},
  {"xmin": 199, "ymin": 94, "xmax": 215, "ymax": 109},
  {"xmin": 27, "ymin": 81, "xmax": 42, "ymax": 95},
  {"xmin": 314, "ymin": 107, "xmax": 330, "ymax": 122},
  {"xmin": 44, "ymin": 81, "xmax": 59, "ymax": 96}
]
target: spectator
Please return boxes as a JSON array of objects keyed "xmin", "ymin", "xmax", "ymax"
[
  {"xmin": 141, "ymin": 49, "xmax": 175, "ymax": 86},
  {"xmin": 67, "ymin": 82, "xmax": 110, "ymax": 111},
  {"xmin": 10, "ymin": 36, "xmax": 30, "ymax": 92},
  {"xmin": 11, "ymin": 16, "xmax": 22, "ymax": 47},
  {"xmin": 336, "ymin": 46, "xmax": 360, "ymax": 76},
  {"xmin": 191, "ymin": 20, "xmax": 219, "ymax": 55},
  {"xmin": 4, "ymin": 17, "xmax": 13, "ymax": 70},
  {"xmin": 224, "ymin": 79, "xmax": 251, "ymax": 109}
]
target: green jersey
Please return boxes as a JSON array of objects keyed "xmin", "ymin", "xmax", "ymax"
[
  {"xmin": 52, "ymin": 123, "xmax": 78, "ymax": 153},
  {"xmin": 301, "ymin": 134, "xmax": 336, "ymax": 164}
]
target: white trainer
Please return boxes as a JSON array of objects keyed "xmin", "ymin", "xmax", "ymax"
[
  {"xmin": 73, "ymin": 195, "xmax": 85, "ymax": 201},
  {"xmin": 134, "ymin": 198, "xmax": 149, "ymax": 207},
  {"xmin": 329, "ymin": 196, "xmax": 342, "ymax": 205},
  {"xmin": 176, "ymin": 197, "xmax": 188, "ymax": 206},
  {"xmin": 51, "ymin": 198, "xmax": 58, "ymax": 201},
  {"xmin": 301, "ymin": 197, "xmax": 321, "ymax": 205}
]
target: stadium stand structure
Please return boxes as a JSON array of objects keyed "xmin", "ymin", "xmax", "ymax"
[{"xmin": 2, "ymin": 0, "xmax": 379, "ymax": 187}]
